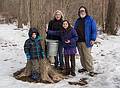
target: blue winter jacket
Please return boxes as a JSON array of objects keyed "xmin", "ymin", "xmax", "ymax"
[
  {"xmin": 47, "ymin": 28, "xmax": 78, "ymax": 49},
  {"xmin": 74, "ymin": 16, "xmax": 97, "ymax": 48}
]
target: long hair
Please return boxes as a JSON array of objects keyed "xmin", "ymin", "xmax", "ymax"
[
  {"xmin": 78, "ymin": 6, "xmax": 88, "ymax": 17},
  {"xmin": 62, "ymin": 20, "xmax": 72, "ymax": 33}
]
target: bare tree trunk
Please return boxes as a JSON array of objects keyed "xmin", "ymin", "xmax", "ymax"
[
  {"xmin": 101, "ymin": 0, "xmax": 104, "ymax": 31},
  {"xmin": 30, "ymin": 0, "xmax": 64, "ymax": 82},
  {"xmin": 14, "ymin": 0, "xmax": 65, "ymax": 83},
  {"xmin": 105, "ymin": 0, "xmax": 117, "ymax": 35},
  {"xmin": 0, "ymin": 0, "xmax": 4, "ymax": 12},
  {"xmin": 26, "ymin": 0, "xmax": 30, "ymax": 25},
  {"xmin": 21, "ymin": 0, "xmax": 30, "ymax": 25},
  {"xmin": 18, "ymin": 0, "xmax": 23, "ymax": 28},
  {"xmin": 18, "ymin": 0, "xmax": 29, "ymax": 28}
]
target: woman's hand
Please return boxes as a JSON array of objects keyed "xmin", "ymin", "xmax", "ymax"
[
  {"xmin": 45, "ymin": 28, "xmax": 48, "ymax": 32},
  {"xmin": 65, "ymin": 40, "xmax": 70, "ymax": 43}
]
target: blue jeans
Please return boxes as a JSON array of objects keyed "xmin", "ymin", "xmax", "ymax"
[{"xmin": 54, "ymin": 41, "xmax": 64, "ymax": 67}]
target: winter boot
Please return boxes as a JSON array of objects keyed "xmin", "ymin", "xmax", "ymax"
[{"xmin": 70, "ymin": 55, "xmax": 76, "ymax": 76}]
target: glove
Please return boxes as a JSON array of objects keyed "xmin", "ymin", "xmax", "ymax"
[
  {"xmin": 41, "ymin": 52, "xmax": 45, "ymax": 59},
  {"xmin": 25, "ymin": 53, "xmax": 31, "ymax": 60}
]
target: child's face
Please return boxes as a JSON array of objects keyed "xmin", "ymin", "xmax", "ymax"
[
  {"xmin": 32, "ymin": 33, "xmax": 37, "ymax": 39},
  {"xmin": 63, "ymin": 21, "xmax": 69, "ymax": 29}
]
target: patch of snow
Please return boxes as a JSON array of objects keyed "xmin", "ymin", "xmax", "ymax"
[{"xmin": 0, "ymin": 24, "xmax": 120, "ymax": 88}]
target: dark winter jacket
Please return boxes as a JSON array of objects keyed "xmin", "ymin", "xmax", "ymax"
[
  {"xmin": 46, "ymin": 19, "xmax": 63, "ymax": 41},
  {"xmin": 48, "ymin": 28, "xmax": 78, "ymax": 49},
  {"xmin": 24, "ymin": 28, "xmax": 45, "ymax": 60},
  {"xmin": 75, "ymin": 17, "xmax": 86, "ymax": 42},
  {"xmin": 74, "ymin": 16, "xmax": 97, "ymax": 48}
]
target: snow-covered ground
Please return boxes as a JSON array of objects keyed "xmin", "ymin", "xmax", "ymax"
[{"xmin": 0, "ymin": 24, "xmax": 120, "ymax": 88}]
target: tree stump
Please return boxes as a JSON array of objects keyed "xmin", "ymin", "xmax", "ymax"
[{"xmin": 13, "ymin": 59, "xmax": 65, "ymax": 83}]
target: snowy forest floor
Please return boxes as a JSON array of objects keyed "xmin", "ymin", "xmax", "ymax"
[{"xmin": 0, "ymin": 24, "xmax": 120, "ymax": 88}]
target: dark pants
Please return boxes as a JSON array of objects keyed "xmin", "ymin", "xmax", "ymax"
[
  {"xmin": 64, "ymin": 54, "xmax": 75, "ymax": 75},
  {"xmin": 54, "ymin": 41, "xmax": 64, "ymax": 68}
]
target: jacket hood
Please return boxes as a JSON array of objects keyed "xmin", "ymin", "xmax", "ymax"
[{"xmin": 28, "ymin": 27, "xmax": 39, "ymax": 38}]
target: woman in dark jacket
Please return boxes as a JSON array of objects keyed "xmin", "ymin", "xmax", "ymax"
[
  {"xmin": 48, "ymin": 20, "xmax": 78, "ymax": 76},
  {"xmin": 46, "ymin": 10, "xmax": 64, "ymax": 69}
]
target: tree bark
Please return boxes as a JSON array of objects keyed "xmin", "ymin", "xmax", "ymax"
[
  {"xmin": 18, "ymin": 0, "xmax": 23, "ymax": 28},
  {"xmin": 105, "ymin": 0, "xmax": 117, "ymax": 35},
  {"xmin": 14, "ymin": 59, "xmax": 64, "ymax": 83}
]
